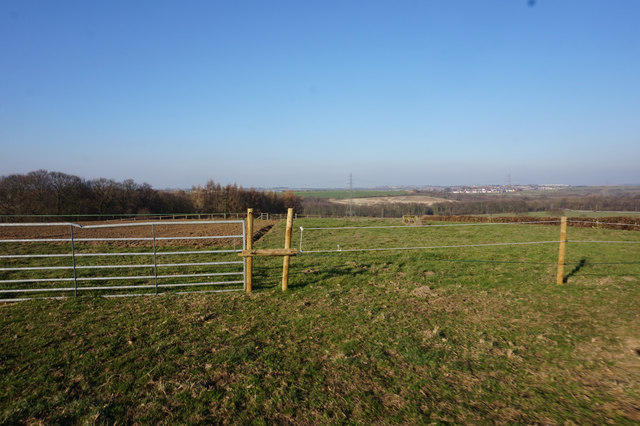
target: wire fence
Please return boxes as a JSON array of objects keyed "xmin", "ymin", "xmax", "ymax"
[
  {"xmin": 297, "ymin": 219, "xmax": 640, "ymax": 271},
  {"xmin": 2, "ymin": 216, "xmax": 638, "ymax": 300}
]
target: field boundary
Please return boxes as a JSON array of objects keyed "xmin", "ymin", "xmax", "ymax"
[
  {"xmin": 420, "ymin": 215, "xmax": 640, "ymax": 231},
  {"xmin": 298, "ymin": 218, "xmax": 639, "ymax": 285}
]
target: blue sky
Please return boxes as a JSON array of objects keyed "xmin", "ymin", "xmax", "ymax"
[{"xmin": 1, "ymin": 1, "xmax": 639, "ymax": 188}]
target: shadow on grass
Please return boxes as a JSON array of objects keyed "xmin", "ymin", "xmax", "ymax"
[
  {"xmin": 564, "ymin": 258, "xmax": 586, "ymax": 283},
  {"xmin": 254, "ymin": 263, "xmax": 370, "ymax": 290}
]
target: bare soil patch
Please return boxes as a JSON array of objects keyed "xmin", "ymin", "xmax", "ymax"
[
  {"xmin": 410, "ymin": 285, "xmax": 436, "ymax": 298},
  {"xmin": 329, "ymin": 195, "xmax": 454, "ymax": 206}
]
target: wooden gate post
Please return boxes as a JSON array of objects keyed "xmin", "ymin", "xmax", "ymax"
[
  {"xmin": 282, "ymin": 208, "xmax": 294, "ymax": 291},
  {"xmin": 556, "ymin": 217, "xmax": 567, "ymax": 285},
  {"xmin": 239, "ymin": 208, "xmax": 297, "ymax": 290},
  {"xmin": 246, "ymin": 208, "xmax": 253, "ymax": 292}
]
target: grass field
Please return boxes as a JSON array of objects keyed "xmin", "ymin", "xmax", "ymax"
[{"xmin": 1, "ymin": 218, "xmax": 639, "ymax": 423}]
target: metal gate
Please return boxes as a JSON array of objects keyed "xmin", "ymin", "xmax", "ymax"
[{"xmin": 0, "ymin": 220, "xmax": 246, "ymax": 301}]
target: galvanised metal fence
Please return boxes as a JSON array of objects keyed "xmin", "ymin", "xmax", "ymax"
[
  {"xmin": 0, "ymin": 213, "xmax": 247, "ymax": 222},
  {"xmin": 0, "ymin": 212, "xmax": 319, "ymax": 223},
  {"xmin": 0, "ymin": 212, "xmax": 312, "ymax": 222},
  {"xmin": 0, "ymin": 220, "xmax": 246, "ymax": 301}
]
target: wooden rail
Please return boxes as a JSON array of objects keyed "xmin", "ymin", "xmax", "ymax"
[
  {"xmin": 239, "ymin": 248, "xmax": 297, "ymax": 257},
  {"xmin": 240, "ymin": 208, "xmax": 295, "ymax": 292}
]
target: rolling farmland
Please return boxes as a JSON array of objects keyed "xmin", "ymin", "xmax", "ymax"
[{"xmin": 1, "ymin": 216, "xmax": 639, "ymax": 423}]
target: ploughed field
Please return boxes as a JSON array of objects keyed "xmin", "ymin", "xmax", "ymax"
[{"xmin": 0, "ymin": 219, "xmax": 277, "ymax": 248}]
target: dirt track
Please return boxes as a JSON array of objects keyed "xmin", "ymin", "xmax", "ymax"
[{"xmin": 0, "ymin": 219, "xmax": 278, "ymax": 248}]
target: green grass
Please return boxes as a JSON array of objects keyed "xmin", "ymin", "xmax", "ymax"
[
  {"xmin": 295, "ymin": 189, "xmax": 410, "ymax": 199},
  {"xmin": 1, "ymin": 218, "xmax": 639, "ymax": 423}
]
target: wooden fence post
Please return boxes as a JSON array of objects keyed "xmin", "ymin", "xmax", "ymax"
[
  {"xmin": 556, "ymin": 216, "xmax": 567, "ymax": 285},
  {"xmin": 282, "ymin": 208, "xmax": 294, "ymax": 291},
  {"xmin": 246, "ymin": 208, "xmax": 253, "ymax": 292}
]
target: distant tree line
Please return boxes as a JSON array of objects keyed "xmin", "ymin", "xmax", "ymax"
[
  {"xmin": 428, "ymin": 193, "xmax": 640, "ymax": 215},
  {"xmin": 300, "ymin": 197, "xmax": 437, "ymax": 217},
  {"xmin": 300, "ymin": 191, "xmax": 640, "ymax": 217},
  {"xmin": 2, "ymin": 171, "xmax": 636, "ymax": 219},
  {"xmin": 0, "ymin": 170, "xmax": 302, "ymax": 218},
  {"xmin": 190, "ymin": 180, "xmax": 301, "ymax": 215}
]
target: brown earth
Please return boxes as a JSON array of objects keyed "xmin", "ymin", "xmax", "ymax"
[
  {"xmin": 0, "ymin": 219, "xmax": 279, "ymax": 248},
  {"xmin": 329, "ymin": 195, "xmax": 454, "ymax": 206}
]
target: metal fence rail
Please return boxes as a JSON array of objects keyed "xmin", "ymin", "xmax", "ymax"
[
  {"xmin": 0, "ymin": 212, "xmax": 312, "ymax": 222},
  {"xmin": 0, "ymin": 220, "xmax": 246, "ymax": 301}
]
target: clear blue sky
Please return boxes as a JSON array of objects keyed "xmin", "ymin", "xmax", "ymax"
[{"xmin": 1, "ymin": 0, "xmax": 639, "ymax": 188}]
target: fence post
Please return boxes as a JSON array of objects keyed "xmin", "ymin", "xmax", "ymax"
[
  {"xmin": 556, "ymin": 217, "xmax": 567, "ymax": 285},
  {"xmin": 282, "ymin": 208, "xmax": 294, "ymax": 291},
  {"xmin": 246, "ymin": 208, "xmax": 253, "ymax": 292}
]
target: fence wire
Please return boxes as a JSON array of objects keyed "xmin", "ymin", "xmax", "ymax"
[
  {"xmin": 300, "ymin": 240, "xmax": 562, "ymax": 254},
  {"xmin": 301, "ymin": 220, "xmax": 561, "ymax": 231},
  {"xmin": 298, "ymin": 221, "xmax": 640, "ymax": 267},
  {"xmin": 567, "ymin": 220, "xmax": 640, "ymax": 228}
]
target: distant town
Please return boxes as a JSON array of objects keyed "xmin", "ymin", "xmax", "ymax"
[
  {"xmin": 278, "ymin": 184, "xmax": 572, "ymax": 194},
  {"xmin": 447, "ymin": 184, "xmax": 570, "ymax": 194}
]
